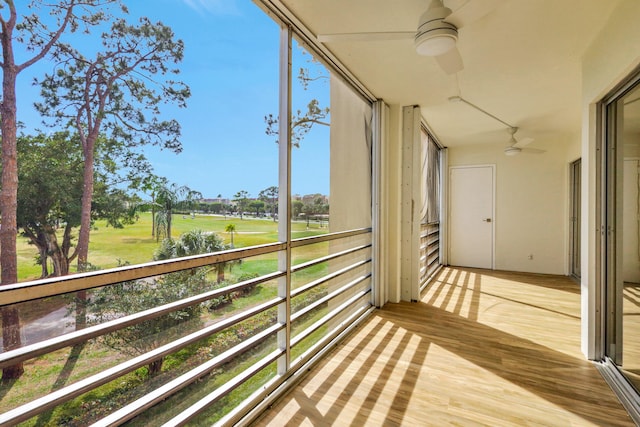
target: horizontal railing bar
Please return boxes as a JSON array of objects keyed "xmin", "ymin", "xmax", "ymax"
[
  {"xmin": 428, "ymin": 253, "xmax": 439, "ymax": 266},
  {"xmin": 427, "ymin": 245, "xmax": 439, "ymax": 257},
  {"xmin": 164, "ymin": 348, "xmax": 283, "ymax": 427},
  {"xmin": 291, "ymin": 258, "xmax": 371, "ymax": 299},
  {"xmin": 0, "ymin": 297, "xmax": 284, "ymax": 427},
  {"xmin": 0, "ymin": 242, "xmax": 286, "ymax": 306},
  {"xmin": 427, "ymin": 266, "xmax": 439, "ymax": 278},
  {"xmin": 290, "ymin": 227, "xmax": 371, "ymax": 248},
  {"xmin": 420, "ymin": 221, "xmax": 440, "ymax": 227},
  {"xmin": 291, "ymin": 289, "xmax": 371, "ymax": 349},
  {"xmin": 420, "ymin": 229, "xmax": 440, "ymax": 239},
  {"xmin": 232, "ymin": 305, "xmax": 374, "ymax": 427},
  {"xmin": 421, "ymin": 264, "xmax": 443, "ymax": 291},
  {"xmin": 291, "ymin": 244, "xmax": 370, "ymax": 273},
  {"xmin": 292, "ymin": 274, "xmax": 371, "ymax": 323},
  {"xmin": 93, "ymin": 325, "xmax": 284, "ymax": 427},
  {"xmin": 0, "ymin": 271, "xmax": 284, "ymax": 369},
  {"xmin": 291, "ymin": 298, "xmax": 374, "ymax": 367}
]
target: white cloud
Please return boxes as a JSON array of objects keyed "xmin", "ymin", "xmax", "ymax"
[{"xmin": 182, "ymin": 0, "xmax": 241, "ymax": 16}]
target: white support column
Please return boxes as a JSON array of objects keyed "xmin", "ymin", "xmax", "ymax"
[
  {"xmin": 400, "ymin": 106, "xmax": 421, "ymax": 302},
  {"xmin": 372, "ymin": 100, "xmax": 387, "ymax": 308},
  {"xmin": 277, "ymin": 24, "xmax": 292, "ymax": 375},
  {"xmin": 439, "ymin": 147, "xmax": 449, "ymax": 266}
]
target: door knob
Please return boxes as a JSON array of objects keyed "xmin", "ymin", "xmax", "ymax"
[{"xmin": 483, "ymin": 218, "xmax": 492, "ymax": 222}]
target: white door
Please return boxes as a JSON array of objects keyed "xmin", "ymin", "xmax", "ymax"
[{"xmin": 449, "ymin": 166, "xmax": 494, "ymax": 269}]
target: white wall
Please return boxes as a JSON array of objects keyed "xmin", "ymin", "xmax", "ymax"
[
  {"xmin": 581, "ymin": 0, "xmax": 640, "ymax": 358},
  {"xmin": 448, "ymin": 135, "xmax": 575, "ymax": 275}
]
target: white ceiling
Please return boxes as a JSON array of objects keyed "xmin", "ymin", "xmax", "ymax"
[{"xmin": 278, "ymin": 0, "xmax": 622, "ymax": 147}]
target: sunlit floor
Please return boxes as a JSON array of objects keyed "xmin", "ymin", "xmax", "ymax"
[{"xmin": 252, "ymin": 267, "xmax": 634, "ymax": 426}]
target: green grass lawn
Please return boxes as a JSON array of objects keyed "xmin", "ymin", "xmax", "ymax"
[{"xmin": 17, "ymin": 213, "xmax": 329, "ymax": 281}]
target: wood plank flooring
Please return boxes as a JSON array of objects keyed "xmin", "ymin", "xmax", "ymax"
[{"xmin": 252, "ymin": 267, "xmax": 634, "ymax": 426}]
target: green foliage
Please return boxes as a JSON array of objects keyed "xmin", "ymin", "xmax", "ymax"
[
  {"xmin": 16, "ymin": 131, "xmax": 141, "ymax": 277},
  {"xmin": 224, "ymin": 223, "xmax": 236, "ymax": 247},
  {"xmin": 36, "ymin": 16, "xmax": 190, "ymax": 153},
  {"xmin": 233, "ymin": 190, "xmax": 250, "ymax": 220},
  {"xmin": 292, "ymin": 200, "xmax": 304, "ymax": 219},
  {"xmin": 89, "ymin": 261, "xmax": 210, "ymax": 375},
  {"xmin": 153, "ymin": 181, "xmax": 202, "ymax": 242},
  {"xmin": 258, "ymin": 186, "xmax": 278, "ymax": 220},
  {"xmin": 236, "ymin": 272, "xmax": 260, "ymax": 296},
  {"xmin": 153, "ymin": 229, "xmax": 228, "ymax": 260},
  {"xmin": 35, "ymin": 11, "xmax": 191, "ymax": 270},
  {"xmin": 248, "ymin": 200, "xmax": 265, "ymax": 216}
]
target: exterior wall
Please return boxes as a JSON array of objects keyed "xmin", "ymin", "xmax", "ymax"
[
  {"xmin": 448, "ymin": 136, "xmax": 573, "ymax": 275},
  {"xmin": 581, "ymin": 0, "xmax": 640, "ymax": 358}
]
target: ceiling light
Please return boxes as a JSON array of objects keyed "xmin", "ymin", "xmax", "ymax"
[
  {"xmin": 504, "ymin": 146, "xmax": 521, "ymax": 156},
  {"xmin": 415, "ymin": 30, "xmax": 457, "ymax": 56},
  {"xmin": 448, "ymin": 96, "xmax": 462, "ymax": 103},
  {"xmin": 414, "ymin": 2, "xmax": 457, "ymax": 56}
]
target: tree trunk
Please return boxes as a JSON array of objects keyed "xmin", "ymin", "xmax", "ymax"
[
  {"xmin": 151, "ymin": 193, "xmax": 155, "ymax": 237},
  {"xmin": 1, "ymin": 56, "xmax": 24, "ymax": 379},
  {"xmin": 42, "ymin": 223, "xmax": 70, "ymax": 277},
  {"xmin": 48, "ymin": 244, "xmax": 70, "ymax": 277},
  {"xmin": 75, "ymin": 137, "xmax": 96, "ymax": 330},
  {"xmin": 39, "ymin": 246, "xmax": 48, "ymax": 279},
  {"xmin": 0, "ymin": 306, "xmax": 23, "ymax": 380},
  {"xmin": 166, "ymin": 210, "xmax": 172, "ymax": 240},
  {"xmin": 216, "ymin": 264, "xmax": 225, "ymax": 283},
  {"xmin": 76, "ymin": 144, "xmax": 95, "ymax": 269},
  {"xmin": 147, "ymin": 358, "xmax": 164, "ymax": 375}
]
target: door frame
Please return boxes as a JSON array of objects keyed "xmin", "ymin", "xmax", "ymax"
[
  {"xmin": 448, "ymin": 164, "xmax": 496, "ymax": 270},
  {"xmin": 569, "ymin": 158, "xmax": 582, "ymax": 280}
]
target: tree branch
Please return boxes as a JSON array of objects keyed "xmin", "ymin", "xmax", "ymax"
[{"xmin": 17, "ymin": 0, "xmax": 77, "ymax": 73}]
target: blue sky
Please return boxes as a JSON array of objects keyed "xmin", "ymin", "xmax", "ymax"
[{"xmin": 15, "ymin": 0, "xmax": 330, "ymax": 200}]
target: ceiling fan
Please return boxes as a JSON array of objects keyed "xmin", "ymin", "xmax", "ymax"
[
  {"xmin": 504, "ymin": 127, "xmax": 544, "ymax": 156},
  {"xmin": 317, "ymin": 0, "xmax": 503, "ymax": 74},
  {"xmin": 448, "ymin": 95, "xmax": 544, "ymax": 156}
]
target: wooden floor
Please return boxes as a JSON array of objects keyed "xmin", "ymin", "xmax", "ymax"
[{"xmin": 252, "ymin": 267, "xmax": 635, "ymax": 426}]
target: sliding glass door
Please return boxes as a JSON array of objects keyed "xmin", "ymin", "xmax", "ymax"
[{"xmin": 603, "ymin": 73, "xmax": 640, "ymax": 392}]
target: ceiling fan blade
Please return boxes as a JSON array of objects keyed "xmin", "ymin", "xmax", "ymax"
[
  {"xmin": 444, "ymin": 0, "xmax": 503, "ymax": 29},
  {"xmin": 435, "ymin": 47, "xmax": 463, "ymax": 74},
  {"xmin": 513, "ymin": 137, "xmax": 534, "ymax": 148},
  {"xmin": 522, "ymin": 148, "xmax": 546, "ymax": 154},
  {"xmin": 317, "ymin": 32, "xmax": 414, "ymax": 43}
]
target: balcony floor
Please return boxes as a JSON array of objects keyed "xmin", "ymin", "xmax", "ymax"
[{"xmin": 253, "ymin": 267, "xmax": 634, "ymax": 426}]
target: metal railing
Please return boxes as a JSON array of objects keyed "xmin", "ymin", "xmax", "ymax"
[
  {"xmin": 0, "ymin": 227, "xmax": 373, "ymax": 426},
  {"xmin": 419, "ymin": 222, "xmax": 440, "ymax": 293}
]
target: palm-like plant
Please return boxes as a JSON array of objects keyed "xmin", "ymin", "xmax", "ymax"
[
  {"xmin": 153, "ymin": 182, "xmax": 201, "ymax": 241},
  {"xmin": 154, "ymin": 229, "xmax": 231, "ymax": 283},
  {"xmin": 225, "ymin": 223, "xmax": 237, "ymax": 247}
]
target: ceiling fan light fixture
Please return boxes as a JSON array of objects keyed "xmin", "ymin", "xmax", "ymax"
[
  {"xmin": 415, "ymin": 5, "xmax": 458, "ymax": 56},
  {"xmin": 415, "ymin": 29, "xmax": 457, "ymax": 56},
  {"xmin": 504, "ymin": 146, "xmax": 521, "ymax": 156}
]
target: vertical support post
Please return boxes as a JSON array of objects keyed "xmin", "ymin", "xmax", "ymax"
[
  {"xmin": 400, "ymin": 105, "xmax": 421, "ymax": 302},
  {"xmin": 439, "ymin": 147, "xmax": 449, "ymax": 266},
  {"xmin": 277, "ymin": 24, "xmax": 292, "ymax": 375},
  {"xmin": 371, "ymin": 100, "xmax": 385, "ymax": 308}
]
